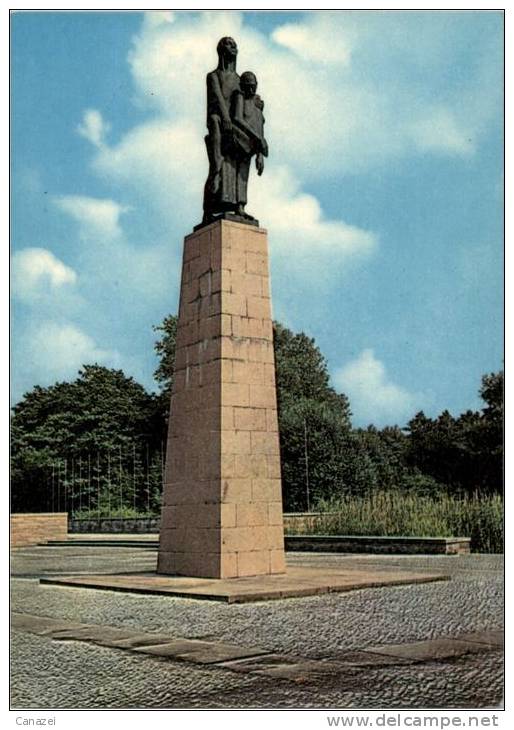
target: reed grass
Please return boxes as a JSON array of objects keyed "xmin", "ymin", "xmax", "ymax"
[{"xmin": 286, "ymin": 491, "xmax": 503, "ymax": 553}]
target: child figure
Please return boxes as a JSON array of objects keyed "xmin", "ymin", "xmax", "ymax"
[{"xmin": 230, "ymin": 71, "xmax": 269, "ymax": 220}]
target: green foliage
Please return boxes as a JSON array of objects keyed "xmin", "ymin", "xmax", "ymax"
[
  {"xmin": 272, "ymin": 323, "xmax": 356, "ymax": 510},
  {"xmin": 153, "ymin": 314, "xmax": 178, "ymax": 420},
  {"xmin": 353, "ymin": 425, "xmax": 409, "ymax": 492},
  {"xmin": 11, "ymin": 365, "xmax": 166, "ymax": 514},
  {"xmin": 290, "ymin": 491, "xmax": 503, "ymax": 553},
  {"xmin": 405, "ymin": 371, "xmax": 503, "ymax": 496}
]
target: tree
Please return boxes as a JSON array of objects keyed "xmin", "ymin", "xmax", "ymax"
[
  {"xmin": 273, "ymin": 323, "xmax": 363, "ymax": 508},
  {"xmin": 11, "ymin": 365, "xmax": 166, "ymax": 514},
  {"xmin": 354, "ymin": 425, "xmax": 409, "ymax": 491},
  {"xmin": 273, "ymin": 322, "xmax": 351, "ymax": 422},
  {"xmin": 153, "ymin": 314, "xmax": 178, "ymax": 404},
  {"xmin": 404, "ymin": 371, "xmax": 504, "ymax": 496}
]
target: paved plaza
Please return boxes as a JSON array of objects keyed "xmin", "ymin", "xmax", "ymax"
[{"xmin": 10, "ymin": 543, "xmax": 503, "ymax": 709}]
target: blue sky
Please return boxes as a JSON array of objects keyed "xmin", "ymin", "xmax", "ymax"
[{"xmin": 11, "ymin": 10, "xmax": 504, "ymax": 427}]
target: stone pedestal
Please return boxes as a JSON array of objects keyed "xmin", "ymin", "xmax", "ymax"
[{"xmin": 157, "ymin": 219, "xmax": 286, "ymax": 578}]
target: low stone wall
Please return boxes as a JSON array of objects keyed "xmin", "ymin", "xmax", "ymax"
[
  {"xmin": 11, "ymin": 513, "xmax": 68, "ymax": 547},
  {"xmin": 70, "ymin": 514, "xmax": 304, "ymax": 534},
  {"xmin": 70, "ymin": 517, "xmax": 159, "ymax": 534},
  {"xmin": 67, "ymin": 517, "xmax": 470, "ymax": 554},
  {"xmin": 285, "ymin": 535, "xmax": 471, "ymax": 555}
]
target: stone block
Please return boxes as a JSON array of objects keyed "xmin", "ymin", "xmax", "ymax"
[
  {"xmin": 222, "ymin": 292, "xmax": 247, "ymax": 317},
  {"xmin": 249, "ymin": 384, "xmax": 277, "ymax": 408},
  {"xmin": 236, "ymin": 502, "xmax": 269, "ymax": 527},
  {"xmin": 221, "ymin": 430, "xmax": 251, "ymax": 455},
  {"xmin": 252, "ymin": 478, "xmax": 282, "ymax": 502},
  {"xmin": 250, "ymin": 431, "xmax": 280, "ymax": 455},
  {"xmin": 267, "ymin": 525, "xmax": 285, "ymax": 550},
  {"xmin": 246, "ymin": 252, "xmax": 269, "ymax": 276},
  {"xmin": 220, "ymin": 406, "xmax": 234, "ymax": 430},
  {"xmin": 221, "ymin": 335, "xmax": 248, "ymax": 360},
  {"xmin": 268, "ymin": 502, "xmax": 284, "ymax": 526},
  {"xmin": 220, "ymin": 503, "xmax": 237, "ymax": 528},
  {"xmin": 237, "ymin": 550, "xmax": 270, "ymax": 576},
  {"xmin": 246, "ymin": 296, "xmax": 271, "ymax": 320},
  {"xmin": 248, "ymin": 340, "xmax": 274, "ymax": 363},
  {"xmin": 266, "ymin": 408, "xmax": 279, "ymax": 432},
  {"xmin": 234, "ymin": 454, "xmax": 268, "ymax": 478},
  {"xmin": 183, "ymin": 235, "xmax": 200, "ymax": 262},
  {"xmin": 233, "ymin": 407, "xmax": 267, "ymax": 431},
  {"xmin": 221, "ymin": 478, "xmax": 253, "ymax": 504},
  {"xmin": 221, "ymin": 382, "xmax": 250, "ymax": 407},
  {"xmin": 270, "ymin": 549, "xmax": 286, "ymax": 574},
  {"xmin": 230, "ymin": 271, "xmax": 262, "ymax": 298},
  {"xmin": 219, "ymin": 552, "xmax": 239, "ymax": 579},
  {"xmin": 267, "ymin": 456, "xmax": 282, "ymax": 478}
]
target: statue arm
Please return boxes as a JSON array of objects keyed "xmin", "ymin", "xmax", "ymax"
[{"xmin": 207, "ymin": 72, "xmax": 232, "ymax": 128}]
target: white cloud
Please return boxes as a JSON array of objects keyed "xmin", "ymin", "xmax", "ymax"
[
  {"xmin": 334, "ymin": 349, "xmax": 422, "ymax": 426},
  {"xmin": 93, "ymin": 119, "xmax": 205, "ymax": 222},
  {"xmin": 30, "ymin": 321, "xmax": 117, "ymax": 378},
  {"xmin": 12, "ymin": 248, "xmax": 77, "ymax": 302},
  {"xmin": 271, "ymin": 18, "xmax": 352, "ymax": 65},
  {"xmin": 409, "ymin": 107, "xmax": 475, "ymax": 156},
  {"xmin": 77, "ymin": 109, "xmax": 111, "ymax": 148},
  {"xmin": 53, "ymin": 195, "xmax": 129, "ymax": 240},
  {"xmin": 253, "ymin": 166, "xmax": 376, "ymax": 256}
]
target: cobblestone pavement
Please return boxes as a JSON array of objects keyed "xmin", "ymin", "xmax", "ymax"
[{"xmin": 10, "ymin": 545, "xmax": 504, "ymax": 709}]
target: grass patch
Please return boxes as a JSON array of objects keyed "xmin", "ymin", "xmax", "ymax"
[{"xmin": 286, "ymin": 491, "xmax": 503, "ymax": 553}]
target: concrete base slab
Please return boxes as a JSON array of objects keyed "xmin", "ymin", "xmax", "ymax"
[{"xmin": 40, "ymin": 565, "xmax": 449, "ymax": 603}]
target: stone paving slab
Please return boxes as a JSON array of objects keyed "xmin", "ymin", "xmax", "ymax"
[
  {"xmin": 218, "ymin": 653, "xmax": 350, "ymax": 681},
  {"xmin": 364, "ymin": 637, "xmax": 492, "ymax": 662},
  {"xmin": 456, "ymin": 630, "xmax": 504, "ymax": 647},
  {"xmin": 11, "ymin": 612, "xmax": 269, "ymax": 665},
  {"xmin": 134, "ymin": 640, "xmax": 269, "ymax": 664},
  {"xmin": 39, "ymin": 565, "xmax": 449, "ymax": 603},
  {"xmin": 11, "ymin": 613, "xmax": 86, "ymax": 636},
  {"xmin": 326, "ymin": 650, "xmax": 414, "ymax": 666}
]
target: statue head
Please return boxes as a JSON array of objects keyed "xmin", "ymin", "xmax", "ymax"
[
  {"xmin": 240, "ymin": 71, "xmax": 257, "ymax": 98},
  {"xmin": 217, "ymin": 37, "xmax": 238, "ymax": 63}
]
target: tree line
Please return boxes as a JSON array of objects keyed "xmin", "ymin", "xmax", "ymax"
[{"xmin": 11, "ymin": 315, "xmax": 503, "ymax": 514}]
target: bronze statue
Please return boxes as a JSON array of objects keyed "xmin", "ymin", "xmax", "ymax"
[{"xmin": 202, "ymin": 39, "xmax": 268, "ymax": 225}]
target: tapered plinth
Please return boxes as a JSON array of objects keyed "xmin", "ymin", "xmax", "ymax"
[{"xmin": 157, "ymin": 220, "xmax": 286, "ymax": 578}]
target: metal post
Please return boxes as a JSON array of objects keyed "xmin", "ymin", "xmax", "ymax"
[
  {"xmin": 97, "ymin": 451, "xmax": 100, "ymax": 516},
  {"xmin": 133, "ymin": 443, "xmax": 136, "ymax": 514},
  {"xmin": 79, "ymin": 455, "xmax": 82, "ymax": 514},
  {"xmin": 161, "ymin": 440, "xmax": 165, "ymax": 492},
  {"xmin": 57, "ymin": 461, "xmax": 60, "ymax": 512},
  {"xmin": 119, "ymin": 444, "xmax": 123, "ymax": 516},
  {"xmin": 146, "ymin": 443, "xmax": 150, "ymax": 514},
  {"xmin": 303, "ymin": 417, "xmax": 310, "ymax": 513},
  {"xmin": 63, "ymin": 459, "xmax": 67, "ymax": 515},
  {"xmin": 107, "ymin": 449, "xmax": 111, "ymax": 518},
  {"xmin": 88, "ymin": 452, "xmax": 91, "ymax": 515},
  {"xmin": 51, "ymin": 463, "xmax": 55, "ymax": 513}
]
